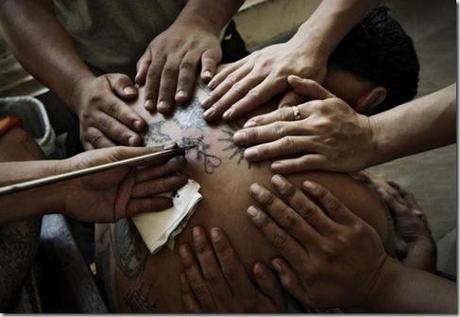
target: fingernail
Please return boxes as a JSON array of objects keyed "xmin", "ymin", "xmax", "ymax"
[
  {"xmin": 272, "ymin": 259, "xmax": 282, "ymax": 271},
  {"xmin": 210, "ymin": 228, "xmax": 220, "ymax": 241},
  {"xmin": 203, "ymin": 107, "xmax": 215, "ymax": 119},
  {"xmin": 223, "ymin": 109, "xmax": 233, "ymax": 121},
  {"xmin": 271, "ymin": 174, "xmax": 284, "ymax": 186},
  {"xmin": 158, "ymin": 101, "xmax": 169, "ymax": 113},
  {"xmin": 145, "ymin": 99, "xmax": 154, "ymax": 111},
  {"xmin": 244, "ymin": 120, "xmax": 257, "ymax": 128},
  {"xmin": 128, "ymin": 136, "xmax": 138, "ymax": 146},
  {"xmin": 176, "ymin": 90, "xmax": 187, "ymax": 101},
  {"xmin": 203, "ymin": 71, "xmax": 212, "ymax": 80},
  {"xmin": 208, "ymin": 80, "xmax": 216, "ymax": 90},
  {"xmin": 179, "ymin": 244, "xmax": 188, "ymax": 258},
  {"xmin": 249, "ymin": 183, "xmax": 262, "ymax": 196},
  {"xmin": 280, "ymin": 103, "xmax": 291, "ymax": 108},
  {"xmin": 232, "ymin": 131, "xmax": 246, "ymax": 143},
  {"xmin": 254, "ymin": 263, "xmax": 267, "ymax": 279},
  {"xmin": 246, "ymin": 206, "xmax": 259, "ymax": 217},
  {"xmin": 124, "ymin": 86, "xmax": 136, "ymax": 95},
  {"xmin": 192, "ymin": 226, "xmax": 201, "ymax": 239},
  {"xmin": 202, "ymin": 97, "xmax": 211, "ymax": 109},
  {"xmin": 134, "ymin": 120, "xmax": 143, "ymax": 131},
  {"xmin": 271, "ymin": 161, "xmax": 283, "ymax": 171},
  {"xmin": 244, "ymin": 148, "xmax": 259, "ymax": 160}
]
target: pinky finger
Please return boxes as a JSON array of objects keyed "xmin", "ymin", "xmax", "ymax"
[
  {"xmin": 180, "ymin": 273, "xmax": 202, "ymax": 313},
  {"xmin": 271, "ymin": 154, "xmax": 329, "ymax": 174},
  {"xmin": 272, "ymin": 258, "xmax": 312, "ymax": 307}
]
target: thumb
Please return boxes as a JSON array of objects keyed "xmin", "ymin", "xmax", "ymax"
[
  {"xmin": 278, "ymin": 91, "xmax": 306, "ymax": 108},
  {"xmin": 111, "ymin": 142, "xmax": 178, "ymax": 162},
  {"xmin": 107, "ymin": 73, "xmax": 138, "ymax": 101},
  {"xmin": 287, "ymin": 75, "xmax": 335, "ymax": 100}
]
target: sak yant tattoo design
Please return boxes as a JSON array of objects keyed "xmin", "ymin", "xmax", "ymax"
[
  {"xmin": 218, "ymin": 122, "xmax": 251, "ymax": 168},
  {"xmin": 123, "ymin": 281, "xmax": 158, "ymax": 313},
  {"xmin": 173, "ymin": 98, "xmax": 208, "ymax": 130},
  {"xmin": 114, "ymin": 219, "xmax": 148, "ymax": 279},
  {"xmin": 144, "ymin": 121, "xmax": 171, "ymax": 144},
  {"xmin": 179, "ymin": 136, "xmax": 222, "ymax": 174}
]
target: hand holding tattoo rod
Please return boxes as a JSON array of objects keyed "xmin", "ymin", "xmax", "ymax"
[
  {"xmin": 246, "ymin": 175, "xmax": 456, "ymax": 313},
  {"xmin": 0, "ymin": 145, "xmax": 192, "ymax": 224}
]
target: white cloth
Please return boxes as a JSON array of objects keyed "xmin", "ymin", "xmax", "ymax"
[{"xmin": 132, "ymin": 179, "xmax": 202, "ymax": 254}]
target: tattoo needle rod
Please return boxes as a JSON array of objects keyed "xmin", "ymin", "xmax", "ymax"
[{"xmin": 0, "ymin": 146, "xmax": 195, "ymax": 197}]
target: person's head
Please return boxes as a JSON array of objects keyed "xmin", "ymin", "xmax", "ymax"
[{"xmin": 323, "ymin": 6, "xmax": 419, "ymax": 115}]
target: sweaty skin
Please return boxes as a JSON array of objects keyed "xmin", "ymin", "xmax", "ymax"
[{"xmin": 95, "ymin": 84, "xmax": 396, "ymax": 313}]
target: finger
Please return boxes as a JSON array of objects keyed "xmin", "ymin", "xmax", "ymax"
[
  {"xmin": 272, "ymin": 258, "xmax": 312, "ymax": 307},
  {"xmin": 180, "ymin": 273, "xmax": 202, "ymax": 313},
  {"xmin": 84, "ymin": 126, "xmax": 116, "ymax": 149},
  {"xmin": 93, "ymin": 111, "xmax": 142, "ymax": 146},
  {"xmin": 176, "ymin": 52, "xmax": 200, "ymax": 104},
  {"xmin": 202, "ymin": 64, "xmax": 252, "ymax": 113},
  {"xmin": 144, "ymin": 54, "xmax": 166, "ymax": 112},
  {"xmin": 249, "ymin": 182, "xmax": 323, "ymax": 243},
  {"xmin": 253, "ymin": 262, "xmax": 285, "ymax": 310},
  {"xmin": 135, "ymin": 156, "xmax": 186, "ymax": 182},
  {"xmin": 243, "ymin": 136, "xmax": 321, "ymax": 162},
  {"xmin": 271, "ymin": 154, "xmax": 331, "ymax": 174},
  {"xmin": 135, "ymin": 50, "xmax": 152, "ymax": 85},
  {"xmin": 98, "ymin": 94, "xmax": 145, "ymax": 133},
  {"xmin": 126, "ymin": 197, "xmax": 173, "ymax": 217},
  {"xmin": 222, "ymin": 74, "xmax": 287, "ymax": 121},
  {"xmin": 287, "ymin": 75, "xmax": 335, "ymax": 100},
  {"xmin": 201, "ymin": 48, "xmax": 222, "ymax": 82},
  {"xmin": 131, "ymin": 174, "xmax": 187, "ymax": 198},
  {"xmin": 233, "ymin": 121, "xmax": 308, "ymax": 146},
  {"xmin": 157, "ymin": 57, "xmax": 181, "ymax": 114},
  {"xmin": 302, "ymin": 180, "xmax": 358, "ymax": 224},
  {"xmin": 246, "ymin": 205, "xmax": 308, "ymax": 273},
  {"xmin": 179, "ymin": 244, "xmax": 216, "ymax": 311},
  {"xmin": 207, "ymin": 59, "xmax": 247, "ymax": 90},
  {"xmin": 82, "ymin": 141, "xmax": 95, "ymax": 151},
  {"xmin": 271, "ymin": 175, "xmax": 339, "ymax": 235},
  {"xmin": 204, "ymin": 69, "xmax": 266, "ymax": 122},
  {"xmin": 192, "ymin": 227, "xmax": 232, "ymax": 304},
  {"xmin": 209, "ymin": 227, "xmax": 253, "ymax": 296},
  {"xmin": 243, "ymin": 105, "xmax": 311, "ymax": 128},
  {"xmin": 106, "ymin": 73, "xmax": 138, "ymax": 101},
  {"xmin": 278, "ymin": 91, "xmax": 306, "ymax": 108},
  {"xmin": 109, "ymin": 144, "xmax": 172, "ymax": 161}
]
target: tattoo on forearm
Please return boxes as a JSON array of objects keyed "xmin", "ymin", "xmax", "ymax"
[
  {"xmin": 218, "ymin": 122, "xmax": 252, "ymax": 168},
  {"xmin": 114, "ymin": 219, "xmax": 148, "ymax": 279},
  {"xmin": 123, "ymin": 281, "xmax": 158, "ymax": 313},
  {"xmin": 179, "ymin": 136, "xmax": 222, "ymax": 174}
]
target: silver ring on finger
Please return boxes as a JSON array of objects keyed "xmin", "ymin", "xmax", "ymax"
[{"xmin": 292, "ymin": 106, "xmax": 302, "ymax": 121}]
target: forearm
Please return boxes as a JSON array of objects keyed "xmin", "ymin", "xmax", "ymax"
[
  {"xmin": 370, "ymin": 84, "xmax": 456, "ymax": 165},
  {"xmin": 174, "ymin": 0, "xmax": 244, "ymax": 35},
  {"xmin": 289, "ymin": 0, "xmax": 380, "ymax": 59},
  {"xmin": 0, "ymin": 0, "xmax": 94, "ymax": 112},
  {"xmin": 0, "ymin": 160, "xmax": 69, "ymax": 224},
  {"xmin": 369, "ymin": 259, "xmax": 456, "ymax": 313}
]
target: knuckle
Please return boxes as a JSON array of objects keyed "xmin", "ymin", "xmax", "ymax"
[
  {"xmin": 272, "ymin": 230, "xmax": 288, "ymax": 249},
  {"xmin": 181, "ymin": 60, "xmax": 194, "ymax": 70},
  {"xmin": 281, "ymin": 212, "xmax": 298, "ymax": 230},
  {"xmin": 281, "ymin": 136, "xmax": 296, "ymax": 151},
  {"xmin": 247, "ymin": 88, "xmax": 260, "ymax": 100}
]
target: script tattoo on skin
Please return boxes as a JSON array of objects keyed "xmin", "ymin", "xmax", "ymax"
[
  {"xmin": 123, "ymin": 281, "xmax": 158, "ymax": 312},
  {"xmin": 0, "ymin": 219, "xmax": 41, "ymax": 310},
  {"xmin": 114, "ymin": 219, "xmax": 148, "ymax": 279},
  {"xmin": 179, "ymin": 136, "xmax": 222, "ymax": 174},
  {"xmin": 218, "ymin": 122, "xmax": 252, "ymax": 168}
]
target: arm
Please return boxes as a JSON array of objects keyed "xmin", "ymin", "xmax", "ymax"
[
  {"xmin": 247, "ymin": 175, "xmax": 456, "ymax": 313},
  {"xmin": 135, "ymin": 0, "xmax": 244, "ymax": 114},
  {"xmin": 0, "ymin": 146, "xmax": 187, "ymax": 224},
  {"xmin": 370, "ymin": 83, "xmax": 456, "ymax": 165},
  {"xmin": 0, "ymin": 0, "xmax": 146, "ymax": 149},
  {"xmin": 201, "ymin": 0, "xmax": 379, "ymax": 122}
]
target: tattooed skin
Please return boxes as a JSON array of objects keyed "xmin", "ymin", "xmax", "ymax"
[
  {"xmin": 179, "ymin": 136, "xmax": 222, "ymax": 174},
  {"xmin": 173, "ymin": 98, "xmax": 208, "ymax": 131},
  {"xmin": 144, "ymin": 121, "xmax": 172, "ymax": 144},
  {"xmin": 114, "ymin": 219, "xmax": 148, "ymax": 279},
  {"xmin": 123, "ymin": 281, "xmax": 158, "ymax": 313},
  {"xmin": 218, "ymin": 122, "xmax": 252, "ymax": 168}
]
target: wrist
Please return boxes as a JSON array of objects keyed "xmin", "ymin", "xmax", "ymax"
[
  {"xmin": 173, "ymin": 13, "xmax": 222, "ymax": 37},
  {"xmin": 366, "ymin": 114, "xmax": 391, "ymax": 167},
  {"xmin": 68, "ymin": 72, "xmax": 96, "ymax": 115}
]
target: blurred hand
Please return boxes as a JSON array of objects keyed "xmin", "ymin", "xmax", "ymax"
[
  {"xmin": 71, "ymin": 74, "xmax": 146, "ymax": 150},
  {"xmin": 246, "ymin": 175, "xmax": 395, "ymax": 309},
  {"xmin": 201, "ymin": 42, "xmax": 327, "ymax": 122},
  {"xmin": 179, "ymin": 226, "xmax": 286, "ymax": 313},
  {"xmin": 62, "ymin": 146, "xmax": 187, "ymax": 223},
  {"xmin": 135, "ymin": 21, "xmax": 222, "ymax": 114},
  {"xmin": 352, "ymin": 172, "xmax": 436, "ymax": 272},
  {"xmin": 233, "ymin": 76, "xmax": 375, "ymax": 173}
]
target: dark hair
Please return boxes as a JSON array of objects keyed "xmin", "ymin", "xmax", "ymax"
[{"xmin": 328, "ymin": 6, "xmax": 419, "ymax": 112}]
